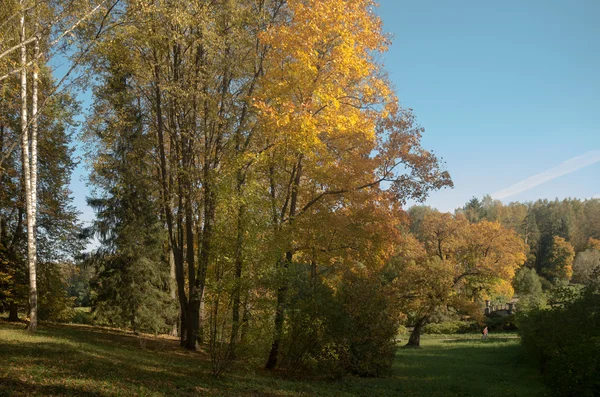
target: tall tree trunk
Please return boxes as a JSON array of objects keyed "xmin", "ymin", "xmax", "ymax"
[
  {"xmin": 199, "ymin": 288, "xmax": 205, "ymax": 343},
  {"xmin": 184, "ymin": 192, "xmax": 200, "ymax": 351},
  {"xmin": 406, "ymin": 317, "xmax": 427, "ymax": 347},
  {"xmin": 185, "ymin": 298, "xmax": 200, "ymax": 350},
  {"xmin": 265, "ymin": 253, "xmax": 290, "ymax": 370},
  {"xmin": 230, "ymin": 171, "xmax": 246, "ymax": 356},
  {"xmin": 8, "ymin": 302, "xmax": 19, "ymax": 322},
  {"xmin": 29, "ymin": 4, "xmax": 39, "ymax": 332},
  {"xmin": 152, "ymin": 57, "xmax": 188, "ymax": 345},
  {"xmin": 176, "ymin": 203, "xmax": 187, "ymax": 347},
  {"xmin": 196, "ymin": 212, "xmax": 205, "ymax": 343},
  {"xmin": 240, "ymin": 294, "xmax": 250, "ymax": 344},
  {"xmin": 266, "ymin": 157, "xmax": 302, "ymax": 370},
  {"xmin": 169, "ymin": 249, "xmax": 178, "ymax": 337},
  {"xmin": 20, "ymin": 2, "xmax": 37, "ymax": 332},
  {"xmin": 179, "ymin": 306, "xmax": 187, "ymax": 346},
  {"xmin": 190, "ymin": 178, "xmax": 215, "ymax": 350}
]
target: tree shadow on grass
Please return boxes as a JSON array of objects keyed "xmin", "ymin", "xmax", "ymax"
[
  {"xmin": 0, "ymin": 377, "xmax": 108, "ymax": 397},
  {"xmin": 0, "ymin": 321, "xmax": 332, "ymax": 396},
  {"xmin": 41, "ymin": 322, "xmax": 189, "ymax": 353},
  {"xmin": 0, "ymin": 322, "xmax": 221, "ymax": 396},
  {"xmin": 0, "ymin": 321, "xmax": 545, "ymax": 397}
]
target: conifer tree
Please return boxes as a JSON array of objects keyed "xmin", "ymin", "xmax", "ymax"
[{"xmin": 86, "ymin": 61, "xmax": 172, "ymax": 333}]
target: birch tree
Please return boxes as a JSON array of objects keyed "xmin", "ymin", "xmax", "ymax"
[
  {"xmin": 1, "ymin": 0, "xmax": 116, "ymax": 331},
  {"xmin": 17, "ymin": 0, "xmax": 39, "ymax": 330}
]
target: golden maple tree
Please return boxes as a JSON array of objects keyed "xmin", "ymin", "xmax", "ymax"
[
  {"xmin": 394, "ymin": 212, "xmax": 526, "ymax": 346},
  {"xmin": 252, "ymin": 0, "xmax": 451, "ymax": 368},
  {"xmin": 543, "ymin": 236, "xmax": 575, "ymax": 282}
]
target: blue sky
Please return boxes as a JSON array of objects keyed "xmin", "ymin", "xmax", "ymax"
[
  {"xmin": 67, "ymin": 0, "xmax": 600, "ymax": 227},
  {"xmin": 377, "ymin": 0, "xmax": 600, "ymax": 211}
]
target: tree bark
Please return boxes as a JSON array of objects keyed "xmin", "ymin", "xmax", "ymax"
[
  {"xmin": 406, "ymin": 318, "xmax": 427, "ymax": 347},
  {"xmin": 230, "ymin": 170, "xmax": 246, "ymax": 356},
  {"xmin": 152, "ymin": 56, "xmax": 188, "ymax": 345},
  {"xmin": 240, "ymin": 295, "xmax": 250, "ymax": 344},
  {"xmin": 185, "ymin": 299, "xmax": 200, "ymax": 350},
  {"xmin": 183, "ymin": 175, "xmax": 199, "ymax": 351},
  {"xmin": 28, "ymin": 3, "xmax": 39, "ymax": 333},
  {"xmin": 266, "ymin": 157, "xmax": 302, "ymax": 370},
  {"xmin": 169, "ymin": 249, "xmax": 178, "ymax": 337},
  {"xmin": 20, "ymin": 1, "xmax": 38, "ymax": 332},
  {"xmin": 8, "ymin": 302, "xmax": 19, "ymax": 322},
  {"xmin": 190, "ymin": 176, "xmax": 216, "ymax": 350},
  {"xmin": 265, "ymin": 255, "xmax": 290, "ymax": 369}
]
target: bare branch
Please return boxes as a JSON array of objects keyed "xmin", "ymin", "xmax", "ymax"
[
  {"xmin": 0, "ymin": 0, "xmax": 117, "ymax": 166},
  {"xmin": 0, "ymin": 0, "xmax": 110, "ymax": 81}
]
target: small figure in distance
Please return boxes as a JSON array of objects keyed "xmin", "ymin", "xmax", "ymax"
[{"xmin": 482, "ymin": 326, "xmax": 489, "ymax": 340}]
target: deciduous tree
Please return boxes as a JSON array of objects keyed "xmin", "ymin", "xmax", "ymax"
[
  {"xmin": 395, "ymin": 212, "xmax": 526, "ymax": 347},
  {"xmin": 543, "ymin": 236, "xmax": 575, "ymax": 282},
  {"xmin": 572, "ymin": 248, "xmax": 600, "ymax": 285},
  {"xmin": 255, "ymin": 0, "xmax": 451, "ymax": 368}
]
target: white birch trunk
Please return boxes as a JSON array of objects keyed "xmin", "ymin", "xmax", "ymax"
[
  {"xmin": 20, "ymin": 0, "xmax": 38, "ymax": 332},
  {"xmin": 28, "ymin": 3, "xmax": 39, "ymax": 332}
]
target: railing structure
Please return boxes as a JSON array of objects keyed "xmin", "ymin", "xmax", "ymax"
[{"xmin": 484, "ymin": 300, "xmax": 516, "ymax": 316}]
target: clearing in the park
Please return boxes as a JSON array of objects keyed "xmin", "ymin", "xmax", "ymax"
[{"xmin": 0, "ymin": 321, "xmax": 546, "ymax": 397}]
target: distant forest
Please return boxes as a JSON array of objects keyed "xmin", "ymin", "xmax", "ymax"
[{"xmin": 413, "ymin": 196, "xmax": 600, "ymax": 282}]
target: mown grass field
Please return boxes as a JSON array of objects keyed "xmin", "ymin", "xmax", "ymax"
[{"xmin": 0, "ymin": 320, "xmax": 547, "ymax": 397}]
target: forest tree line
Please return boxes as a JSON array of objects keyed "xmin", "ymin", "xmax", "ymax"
[{"xmin": 456, "ymin": 196, "xmax": 600, "ymax": 285}]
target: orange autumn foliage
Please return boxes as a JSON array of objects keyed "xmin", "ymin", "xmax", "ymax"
[
  {"xmin": 394, "ymin": 212, "xmax": 527, "ymax": 324},
  {"xmin": 253, "ymin": 0, "xmax": 451, "ymax": 273}
]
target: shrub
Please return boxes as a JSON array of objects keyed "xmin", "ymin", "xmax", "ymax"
[
  {"xmin": 336, "ymin": 269, "xmax": 399, "ymax": 377},
  {"xmin": 484, "ymin": 315, "xmax": 517, "ymax": 331},
  {"xmin": 71, "ymin": 307, "xmax": 94, "ymax": 325},
  {"xmin": 279, "ymin": 267, "xmax": 399, "ymax": 378},
  {"xmin": 518, "ymin": 269, "xmax": 600, "ymax": 396},
  {"xmin": 424, "ymin": 321, "xmax": 466, "ymax": 334},
  {"xmin": 278, "ymin": 268, "xmax": 342, "ymax": 376},
  {"xmin": 38, "ymin": 262, "xmax": 76, "ymax": 322}
]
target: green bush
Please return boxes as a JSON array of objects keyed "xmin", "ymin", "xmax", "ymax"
[
  {"xmin": 70, "ymin": 307, "xmax": 94, "ymax": 325},
  {"xmin": 279, "ymin": 267, "xmax": 399, "ymax": 378},
  {"xmin": 423, "ymin": 320, "xmax": 476, "ymax": 334},
  {"xmin": 337, "ymin": 269, "xmax": 399, "ymax": 377},
  {"xmin": 38, "ymin": 262, "xmax": 76, "ymax": 322},
  {"xmin": 423, "ymin": 321, "xmax": 459, "ymax": 334},
  {"xmin": 396, "ymin": 324, "xmax": 408, "ymax": 336},
  {"xmin": 518, "ymin": 270, "xmax": 600, "ymax": 396},
  {"xmin": 485, "ymin": 315, "xmax": 517, "ymax": 331}
]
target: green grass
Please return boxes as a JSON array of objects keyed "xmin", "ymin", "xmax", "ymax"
[{"xmin": 0, "ymin": 321, "xmax": 547, "ymax": 397}]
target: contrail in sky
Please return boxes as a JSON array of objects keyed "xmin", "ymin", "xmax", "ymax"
[{"xmin": 491, "ymin": 150, "xmax": 600, "ymax": 200}]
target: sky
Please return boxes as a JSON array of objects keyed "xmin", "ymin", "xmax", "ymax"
[
  {"xmin": 377, "ymin": 0, "xmax": 600, "ymax": 211},
  {"xmin": 66, "ymin": 0, "xmax": 600, "ymax": 229}
]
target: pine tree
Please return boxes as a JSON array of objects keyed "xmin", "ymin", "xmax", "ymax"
[{"xmin": 86, "ymin": 63, "xmax": 173, "ymax": 333}]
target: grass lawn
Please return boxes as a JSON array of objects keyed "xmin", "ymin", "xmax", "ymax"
[{"xmin": 0, "ymin": 321, "xmax": 547, "ymax": 396}]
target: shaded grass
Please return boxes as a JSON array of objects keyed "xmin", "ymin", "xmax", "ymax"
[
  {"xmin": 393, "ymin": 336, "xmax": 546, "ymax": 397},
  {"xmin": 0, "ymin": 321, "xmax": 546, "ymax": 396}
]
